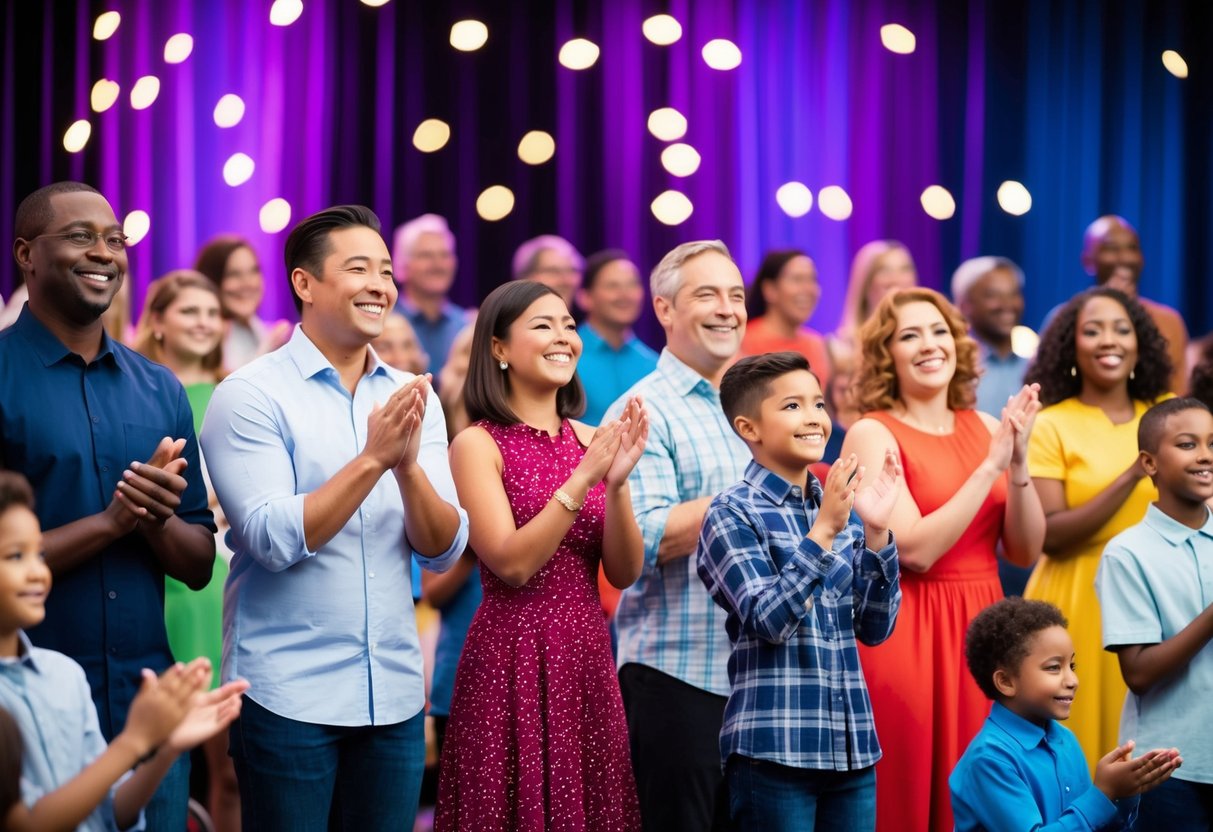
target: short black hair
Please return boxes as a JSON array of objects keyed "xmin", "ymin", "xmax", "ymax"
[
  {"xmin": 0, "ymin": 471, "xmax": 34, "ymax": 516},
  {"xmin": 283, "ymin": 205, "xmax": 381, "ymax": 313},
  {"xmin": 464, "ymin": 281, "xmax": 585, "ymax": 425},
  {"xmin": 747, "ymin": 249, "xmax": 808, "ymax": 319},
  {"xmin": 965, "ymin": 597, "xmax": 1068, "ymax": 701},
  {"xmin": 720, "ymin": 351, "xmax": 815, "ymax": 433},
  {"xmin": 581, "ymin": 249, "xmax": 631, "ymax": 293},
  {"xmin": 1138, "ymin": 397, "xmax": 1212, "ymax": 454},
  {"xmin": 14, "ymin": 181, "xmax": 102, "ymax": 241}
]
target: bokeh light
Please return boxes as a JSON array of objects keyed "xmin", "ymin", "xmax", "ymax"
[
  {"xmin": 996, "ymin": 180, "xmax": 1032, "ymax": 216},
  {"xmin": 775, "ymin": 182, "xmax": 813, "ymax": 217},
  {"xmin": 518, "ymin": 131, "xmax": 556, "ymax": 165},
  {"xmin": 1161, "ymin": 50, "xmax": 1189, "ymax": 79},
  {"xmin": 476, "ymin": 186, "xmax": 515, "ymax": 221},
  {"xmin": 450, "ymin": 20, "xmax": 488, "ymax": 51},
  {"xmin": 817, "ymin": 186, "xmax": 854, "ymax": 221},
  {"xmin": 213, "ymin": 94, "xmax": 246, "ymax": 128},
  {"xmin": 63, "ymin": 120, "xmax": 92, "ymax": 153},
  {"xmin": 1011, "ymin": 326, "xmax": 1040, "ymax": 359},
  {"xmin": 651, "ymin": 191, "xmax": 694, "ymax": 225},
  {"xmin": 412, "ymin": 119, "xmax": 451, "ymax": 152},
  {"xmin": 223, "ymin": 153, "xmax": 256, "ymax": 186},
  {"xmin": 269, "ymin": 0, "xmax": 304, "ymax": 27},
  {"xmin": 129, "ymin": 76, "xmax": 161, "ymax": 110},
  {"xmin": 93, "ymin": 11, "xmax": 121, "ymax": 41},
  {"xmin": 702, "ymin": 39, "xmax": 743, "ymax": 70},
  {"xmin": 164, "ymin": 33, "xmax": 194, "ymax": 63},
  {"xmin": 660, "ymin": 143, "xmax": 701, "ymax": 177},
  {"xmin": 259, "ymin": 198, "xmax": 293, "ymax": 233},
  {"xmin": 647, "ymin": 107, "xmax": 688, "ymax": 142},
  {"xmin": 880, "ymin": 23, "xmax": 916, "ymax": 54},
  {"xmin": 122, "ymin": 210, "xmax": 150, "ymax": 246},
  {"xmin": 558, "ymin": 38, "xmax": 600, "ymax": 70},
  {"xmin": 90, "ymin": 79, "xmax": 120, "ymax": 113},
  {"xmin": 920, "ymin": 185, "xmax": 956, "ymax": 220},
  {"xmin": 360, "ymin": 0, "xmax": 391, "ymax": 6},
  {"xmin": 642, "ymin": 15, "xmax": 682, "ymax": 46}
]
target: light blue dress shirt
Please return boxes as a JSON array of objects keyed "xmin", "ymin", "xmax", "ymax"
[
  {"xmin": 974, "ymin": 340, "xmax": 1030, "ymax": 417},
  {"xmin": 0, "ymin": 632, "xmax": 143, "ymax": 832},
  {"xmin": 575, "ymin": 322, "xmax": 658, "ymax": 426},
  {"xmin": 1097, "ymin": 503, "xmax": 1213, "ymax": 784},
  {"xmin": 201, "ymin": 326, "xmax": 467, "ymax": 727},
  {"xmin": 604, "ymin": 349, "xmax": 752, "ymax": 696}
]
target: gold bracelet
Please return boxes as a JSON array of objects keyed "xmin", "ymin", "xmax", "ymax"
[{"xmin": 552, "ymin": 488, "xmax": 582, "ymax": 512}]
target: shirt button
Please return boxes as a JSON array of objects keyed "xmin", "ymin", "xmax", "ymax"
[
  {"xmin": 369, "ymin": 572, "xmax": 376, "ymax": 579},
  {"xmin": 91, "ymin": 416, "xmax": 99, "ymax": 423},
  {"xmin": 107, "ymin": 591, "xmax": 117, "ymax": 600},
  {"xmin": 101, "ymin": 466, "xmax": 108, "ymax": 473},
  {"xmin": 370, "ymin": 642, "xmax": 377, "ymax": 654}
]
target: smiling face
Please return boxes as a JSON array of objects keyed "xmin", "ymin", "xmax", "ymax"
[
  {"xmin": 764, "ymin": 255, "xmax": 821, "ymax": 327},
  {"xmin": 18, "ymin": 190, "xmax": 127, "ymax": 325},
  {"xmin": 156, "ymin": 286, "xmax": 223, "ymax": 365},
  {"xmin": 736, "ymin": 369, "xmax": 831, "ymax": 484},
  {"xmin": 218, "ymin": 245, "xmax": 264, "ymax": 322},
  {"xmin": 0, "ymin": 506, "xmax": 51, "ymax": 642},
  {"xmin": 403, "ymin": 231, "xmax": 457, "ymax": 299},
  {"xmin": 1083, "ymin": 220, "xmax": 1143, "ymax": 296},
  {"xmin": 580, "ymin": 258, "xmax": 645, "ymax": 331},
  {"xmin": 963, "ymin": 266, "xmax": 1023, "ymax": 343},
  {"xmin": 888, "ymin": 300, "xmax": 957, "ymax": 399},
  {"xmin": 1143, "ymin": 407, "xmax": 1213, "ymax": 508},
  {"xmin": 294, "ymin": 226, "xmax": 398, "ymax": 350},
  {"xmin": 657, "ymin": 250, "xmax": 747, "ymax": 381},
  {"xmin": 997, "ymin": 625, "xmax": 1079, "ymax": 727},
  {"xmin": 492, "ymin": 293, "xmax": 581, "ymax": 393},
  {"xmin": 864, "ymin": 247, "xmax": 917, "ymax": 317},
  {"xmin": 1074, "ymin": 295, "xmax": 1137, "ymax": 393}
]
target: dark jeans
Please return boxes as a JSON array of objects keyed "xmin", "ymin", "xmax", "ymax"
[
  {"xmin": 230, "ymin": 695, "xmax": 424, "ymax": 832},
  {"xmin": 143, "ymin": 751, "xmax": 190, "ymax": 830},
  {"xmin": 619, "ymin": 663, "xmax": 732, "ymax": 832},
  {"xmin": 1138, "ymin": 777, "xmax": 1213, "ymax": 831},
  {"xmin": 726, "ymin": 756, "xmax": 876, "ymax": 832}
]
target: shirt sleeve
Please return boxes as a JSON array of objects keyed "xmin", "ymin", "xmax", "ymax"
[
  {"xmin": 851, "ymin": 523, "xmax": 901, "ymax": 647},
  {"xmin": 1096, "ymin": 545, "xmax": 1163, "ymax": 648},
  {"xmin": 620, "ymin": 409, "xmax": 678, "ymax": 567},
  {"xmin": 696, "ymin": 495, "xmax": 845, "ymax": 644},
  {"xmin": 75, "ymin": 659, "xmax": 146, "ymax": 832},
  {"xmin": 407, "ymin": 387, "xmax": 468, "ymax": 570},
  {"xmin": 1028, "ymin": 410, "xmax": 1066, "ymax": 481},
  {"xmin": 200, "ymin": 377, "xmax": 315, "ymax": 572}
]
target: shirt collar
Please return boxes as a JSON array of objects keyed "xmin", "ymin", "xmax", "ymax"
[
  {"xmin": 742, "ymin": 459, "xmax": 823, "ymax": 506},
  {"xmin": 657, "ymin": 348, "xmax": 717, "ymax": 397},
  {"xmin": 397, "ymin": 294, "xmax": 459, "ymax": 323},
  {"xmin": 1143, "ymin": 502, "xmax": 1213, "ymax": 547},
  {"xmin": 286, "ymin": 324, "xmax": 389, "ymax": 382},
  {"xmin": 988, "ymin": 701, "xmax": 1061, "ymax": 750},
  {"xmin": 578, "ymin": 322, "xmax": 636, "ymax": 353},
  {"xmin": 0, "ymin": 632, "xmax": 40, "ymax": 673},
  {"xmin": 13, "ymin": 303, "xmax": 118, "ymax": 368}
]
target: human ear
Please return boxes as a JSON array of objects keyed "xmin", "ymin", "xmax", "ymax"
[
  {"xmin": 1139, "ymin": 450, "xmax": 1158, "ymax": 480},
  {"xmin": 733, "ymin": 414, "xmax": 759, "ymax": 444},
  {"xmin": 992, "ymin": 667, "xmax": 1017, "ymax": 699},
  {"xmin": 291, "ymin": 269, "xmax": 314, "ymax": 307},
  {"xmin": 12, "ymin": 239, "xmax": 32, "ymax": 274},
  {"xmin": 653, "ymin": 295, "xmax": 673, "ymax": 327}
]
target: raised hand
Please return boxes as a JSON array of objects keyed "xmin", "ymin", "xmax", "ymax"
[
  {"xmin": 570, "ymin": 420, "xmax": 625, "ymax": 491},
  {"xmin": 121, "ymin": 659, "xmax": 211, "ymax": 757},
  {"xmin": 1006, "ymin": 384, "xmax": 1042, "ymax": 467},
  {"xmin": 853, "ymin": 447, "xmax": 902, "ymax": 533},
  {"xmin": 809, "ymin": 454, "xmax": 860, "ymax": 550},
  {"xmin": 1093, "ymin": 740, "xmax": 1182, "ymax": 801},
  {"xmin": 393, "ymin": 375, "xmax": 431, "ymax": 475},
  {"xmin": 166, "ymin": 678, "xmax": 251, "ymax": 753},
  {"xmin": 365, "ymin": 375, "xmax": 430, "ymax": 471},
  {"xmin": 604, "ymin": 397, "xmax": 650, "ymax": 489},
  {"xmin": 114, "ymin": 437, "xmax": 190, "ymax": 527}
]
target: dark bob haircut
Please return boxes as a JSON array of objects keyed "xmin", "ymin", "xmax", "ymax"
[
  {"xmin": 1024, "ymin": 287, "xmax": 1171, "ymax": 407},
  {"xmin": 283, "ymin": 205, "xmax": 381, "ymax": 313},
  {"xmin": 746, "ymin": 249, "xmax": 810, "ymax": 319},
  {"xmin": 720, "ymin": 351, "xmax": 816, "ymax": 435},
  {"xmin": 965, "ymin": 597, "xmax": 1068, "ymax": 701},
  {"xmin": 464, "ymin": 281, "xmax": 586, "ymax": 425},
  {"xmin": 194, "ymin": 234, "xmax": 256, "ymax": 319}
]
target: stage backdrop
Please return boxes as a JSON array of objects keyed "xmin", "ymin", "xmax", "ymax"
[{"xmin": 2, "ymin": 0, "xmax": 1209, "ymax": 340}]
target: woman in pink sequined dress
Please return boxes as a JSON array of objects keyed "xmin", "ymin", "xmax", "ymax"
[{"xmin": 435, "ymin": 281, "xmax": 648, "ymax": 832}]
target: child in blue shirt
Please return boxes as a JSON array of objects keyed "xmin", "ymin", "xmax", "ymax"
[
  {"xmin": 1097, "ymin": 397, "xmax": 1213, "ymax": 830},
  {"xmin": 950, "ymin": 596, "xmax": 1181, "ymax": 831},
  {"xmin": 697, "ymin": 351, "xmax": 903, "ymax": 831}
]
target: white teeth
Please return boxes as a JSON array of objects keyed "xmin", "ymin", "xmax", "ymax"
[
  {"xmin": 917, "ymin": 357, "xmax": 944, "ymax": 369},
  {"xmin": 79, "ymin": 273, "xmax": 112, "ymax": 282},
  {"xmin": 1096, "ymin": 355, "xmax": 1123, "ymax": 367},
  {"xmin": 355, "ymin": 304, "xmax": 384, "ymax": 314},
  {"xmin": 544, "ymin": 354, "xmax": 571, "ymax": 364}
]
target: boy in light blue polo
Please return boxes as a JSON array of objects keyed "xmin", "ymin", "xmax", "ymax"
[{"xmin": 1097, "ymin": 397, "xmax": 1213, "ymax": 830}]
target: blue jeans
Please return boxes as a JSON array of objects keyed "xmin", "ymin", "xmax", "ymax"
[
  {"xmin": 726, "ymin": 755, "xmax": 876, "ymax": 832},
  {"xmin": 230, "ymin": 696, "xmax": 425, "ymax": 832},
  {"xmin": 1138, "ymin": 777, "xmax": 1213, "ymax": 831},
  {"xmin": 143, "ymin": 751, "xmax": 190, "ymax": 830}
]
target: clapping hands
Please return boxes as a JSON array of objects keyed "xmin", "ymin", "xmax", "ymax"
[
  {"xmin": 986, "ymin": 384, "xmax": 1042, "ymax": 473},
  {"xmin": 365, "ymin": 375, "xmax": 431, "ymax": 473},
  {"xmin": 571, "ymin": 397, "xmax": 651, "ymax": 491}
]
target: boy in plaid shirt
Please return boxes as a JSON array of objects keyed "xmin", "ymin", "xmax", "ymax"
[{"xmin": 697, "ymin": 351, "xmax": 902, "ymax": 831}]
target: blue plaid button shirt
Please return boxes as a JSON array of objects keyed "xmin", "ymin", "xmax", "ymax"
[
  {"xmin": 604, "ymin": 349, "xmax": 752, "ymax": 695},
  {"xmin": 697, "ymin": 460, "xmax": 901, "ymax": 771}
]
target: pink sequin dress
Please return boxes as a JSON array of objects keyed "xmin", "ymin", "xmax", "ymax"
[{"xmin": 435, "ymin": 420, "xmax": 641, "ymax": 832}]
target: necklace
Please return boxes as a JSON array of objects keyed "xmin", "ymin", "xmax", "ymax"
[{"xmin": 897, "ymin": 409, "xmax": 954, "ymax": 434}]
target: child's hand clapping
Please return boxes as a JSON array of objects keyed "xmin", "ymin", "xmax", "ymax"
[
  {"xmin": 1093, "ymin": 739, "xmax": 1182, "ymax": 802},
  {"xmin": 120, "ymin": 659, "xmax": 211, "ymax": 759},
  {"xmin": 807, "ymin": 454, "xmax": 861, "ymax": 551}
]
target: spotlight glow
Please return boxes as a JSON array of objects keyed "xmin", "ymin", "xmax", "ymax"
[
  {"xmin": 1011, "ymin": 326, "xmax": 1040, "ymax": 359},
  {"xmin": 122, "ymin": 210, "xmax": 150, "ymax": 246},
  {"xmin": 651, "ymin": 191, "xmax": 694, "ymax": 225},
  {"xmin": 213, "ymin": 94, "xmax": 246, "ymax": 128},
  {"xmin": 647, "ymin": 107, "xmax": 687, "ymax": 142},
  {"xmin": 360, "ymin": 0, "xmax": 391, "ymax": 6},
  {"xmin": 163, "ymin": 33, "xmax": 194, "ymax": 63},
  {"xmin": 1161, "ymin": 50, "xmax": 1189, "ymax": 79},
  {"xmin": 558, "ymin": 38, "xmax": 600, "ymax": 70},
  {"xmin": 129, "ymin": 76, "xmax": 161, "ymax": 110},
  {"xmin": 775, "ymin": 182, "xmax": 813, "ymax": 217},
  {"xmin": 450, "ymin": 20, "xmax": 488, "ymax": 51},
  {"xmin": 269, "ymin": 0, "xmax": 304, "ymax": 27},
  {"xmin": 63, "ymin": 120, "xmax": 92, "ymax": 153},
  {"xmin": 996, "ymin": 180, "xmax": 1032, "ymax": 216},
  {"xmin": 642, "ymin": 14, "xmax": 682, "ymax": 46},
  {"xmin": 920, "ymin": 185, "xmax": 956, "ymax": 220},
  {"xmin": 476, "ymin": 186, "xmax": 515, "ymax": 221},
  {"xmin": 223, "ymin": 153, "xmax": 256, "ymax": 187},
  {"xmin": 880, "ymin": 23, "xmax": 916, "ymax": 54},
  {"xmin": 90, "ymin": 79, "xmax": 120, "ymax": 113},
  {"xmin": 518, "ymin": 131, "xmax": 555, "ymax": 165},
  {"xmin": 259, "ymin": 198, "xmax": 293, "ymax": 233},
  {"xmin": 702, "ymin": 39, "xmax": 742, "ymax": 70},
  {"xmin": 412, "ymin": 119, "xmax": 451, "ymax": 153},
  {"xmin": 817, "ymin": 186, "xmax": 853, "ymax": 221},
  {"xmin": 660, "ymin": 143, "xmax": 701, "ymax": 177},
  {"xmin": 93, "ymin": 11, "xmax": 121, "ymax": 41}
]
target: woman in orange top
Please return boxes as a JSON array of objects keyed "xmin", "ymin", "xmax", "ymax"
[{"xmin": 739, "ymin": 249, "xmax": 831, "ymax": 388}]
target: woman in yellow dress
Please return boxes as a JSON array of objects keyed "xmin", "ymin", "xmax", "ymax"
[{"xmin": 1023, "ymin": 287, "xmax": 1172, "ymax": 770}]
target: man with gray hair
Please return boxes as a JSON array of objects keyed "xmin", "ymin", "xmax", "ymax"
[
  {"xmin": 603, "ymin": 240, "xmax": 750, "ymax": 831},
  {"xmin": 392, "ymin": 213, "xmax": 466, "ymax": 379},
  {"xmin": 512, "ymin": 234, "xmax": 584, "ymax": 308},
  {"xmin": 951, "ymin": 256, "xmax": 1030, "ymax": 417}
]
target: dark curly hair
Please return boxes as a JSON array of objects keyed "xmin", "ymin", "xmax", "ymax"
[
  {"xmin": 965, "ymin": 597, "xmax": 1068, "ymax": 701},
  {"xmin": 1024, "ymin": 287, "xmax": 1171, "ymax": 407},
  {"xmin": 0, "ymin": 471, "xmax": 34, "ymax": 516},
  {"xmin": 1188, "ymin": 337, "xmax": 1213, "ymax": 411},
  {"xmin": 854, "ymin": 288, "xmax": 979, "ymax": 413}
]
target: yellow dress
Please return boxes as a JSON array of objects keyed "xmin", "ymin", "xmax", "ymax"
[{"xmin": 1024, "ymin": 397, "xmax": 1160, "ymax": 770}]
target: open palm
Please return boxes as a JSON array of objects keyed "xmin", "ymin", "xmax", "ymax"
[
  {"xmin": 853, "ymin": 448, "xmax": 901, "ymax": 531},
  {"xmin": 605, "ymin": 397, "xmax": 650, "ymax": 488}
]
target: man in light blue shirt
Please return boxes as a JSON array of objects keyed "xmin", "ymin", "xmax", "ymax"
[
  {"xmin": 604, "ymin": 240, "xmax": 751, "ymax": 831},
  {"xmin": 390, "ymin": 213, "xmax": 468, "ymax": 381},
  {"xmin": 575, "ymin": 249, "xmax": 658, "ymax": 425},
  {"xmin": 202, "ymin": 205, "xmax": 468, "ymax": 832}
]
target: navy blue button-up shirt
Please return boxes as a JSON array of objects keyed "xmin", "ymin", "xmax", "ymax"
[{"xmin": 0, "ymin": 304, "xmax": 215, "ymax": 740}]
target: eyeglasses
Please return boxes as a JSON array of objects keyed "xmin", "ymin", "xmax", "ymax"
[{"xmin": 31, "ymin": 230, "xmax": 130, "ymax": 252}]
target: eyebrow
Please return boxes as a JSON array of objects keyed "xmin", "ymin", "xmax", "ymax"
[
  {"xmin": 340, "ymin": 256, "xmax": 392, "ymax": 268},
  {"xmin": 54, "ymin": 220, "xmax": 123, "ymax": 232},
  {"xmin": 527, "ymin": 314, "xmax": 574, "ymax": 323}
]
